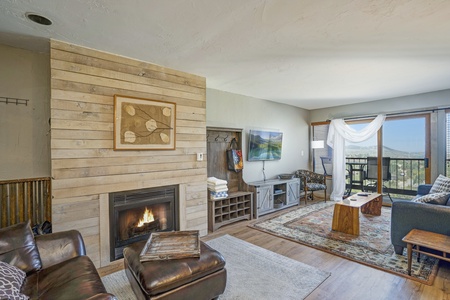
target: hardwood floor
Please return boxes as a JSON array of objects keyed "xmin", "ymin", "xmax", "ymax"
[
  {"xmin": 99, "ymin": 198, "xmax": 450, "ymax": 299},
  {"xmin": 203, "ymin": 199, "xmax": 450, "ymax": 300}
]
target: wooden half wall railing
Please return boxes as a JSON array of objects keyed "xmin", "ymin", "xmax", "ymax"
[{"xmin": 0, "ymin": 177, "xmax": 51, "ymax": 229}]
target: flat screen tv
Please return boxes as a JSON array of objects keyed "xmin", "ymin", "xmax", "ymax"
[{"xmin": 247, "ymin": 130, "xmax": 283, "ymax": 161}]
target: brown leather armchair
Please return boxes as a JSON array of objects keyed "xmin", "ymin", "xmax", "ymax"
[
  {"xmin": 294, "ymin": 169, "xmax": 327, "ymax": 204},
  {"xmin": 0, "ymin": 221, "xmax": 116, "ymax": 300}
]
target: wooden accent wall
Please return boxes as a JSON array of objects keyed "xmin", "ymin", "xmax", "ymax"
[{"xmin": 50, "ymin": 40, "xmax": 207, "ymax": 267}]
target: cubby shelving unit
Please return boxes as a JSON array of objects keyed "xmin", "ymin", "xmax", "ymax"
[{"xmin": 208, "ymin": 191, "xmax": 253, "ymax": 232}]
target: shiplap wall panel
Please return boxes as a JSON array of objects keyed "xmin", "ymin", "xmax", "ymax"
[
  {"xmin": 51, "ymin": 130, "xmax": 113, "ymax": 140},
  {"xmin": 52, "ymin": 81, "xmax": 205, "ymax": 112},
  {"xmin": 50, "ymin": 40, "xmax": 207, "ymax": 267}
]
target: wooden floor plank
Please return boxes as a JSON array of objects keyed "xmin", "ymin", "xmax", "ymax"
[{"xmin": 99, "ymin": 199, "xmax": 450, "ymax": 299}]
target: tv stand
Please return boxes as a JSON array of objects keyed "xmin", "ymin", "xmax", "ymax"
[{"xmin": 248, "ymin": 178, "xmax": 300, "ymax": 218}]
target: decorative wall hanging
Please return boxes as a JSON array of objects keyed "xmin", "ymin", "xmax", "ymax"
[
  {"xmin": 114, "ymin": 95, "xmax": 176, "ymax": 150},
  {"xmin": 226, "ymin": 138, "xmax": 243, "ymax": 172}
]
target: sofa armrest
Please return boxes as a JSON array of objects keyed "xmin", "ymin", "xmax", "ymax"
[
  {"xmin": 417, "ymin": 184, "xmax": 433, "ymax": 196},
  {"xmin": 35, "ymin": 230, "xmax": 86, "ymax": 269},
  {"xmin": 391, "ymin": 200, "xmax": 450, "ymax": 250}
]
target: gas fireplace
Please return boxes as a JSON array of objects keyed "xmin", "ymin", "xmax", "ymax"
[{"xmin": 109, "ymin": 185, "xmax": 179, "ymax": 261}]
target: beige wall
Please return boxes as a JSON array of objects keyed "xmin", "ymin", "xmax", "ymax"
[
  {"xmin": 0, "ymin": 44, "xmax": 50, "ymax": 180},
  {"xmin": 49, "ymin": 40, "xmax": 207, "ymax": 266},
  {"xmin": 310, "ymin": 89, "xmax": 450, "ymax": 122},
  {"xmin": 206, "ymin": 89, "xmax": 310, "ymax": 183}
]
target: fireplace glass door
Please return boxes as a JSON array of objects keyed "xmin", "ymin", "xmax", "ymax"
[{"xmin": 110, "ymin": 185, "xmax": 179, "ymax": 260}]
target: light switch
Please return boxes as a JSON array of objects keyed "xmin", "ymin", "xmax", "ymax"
[{"xmin": 197, "ymin": 153, "xmax": 204, "ymax": 161}]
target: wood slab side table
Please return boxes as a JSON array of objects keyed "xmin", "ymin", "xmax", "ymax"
[
  {"xmin": 331, "ymin": 193, "xmax": 382, "ymax": 235},
  {"xmin": 402, "ymin": 229, "xmax": 450, "ymax": 276}
]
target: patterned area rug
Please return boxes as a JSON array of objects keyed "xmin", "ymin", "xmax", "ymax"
[
  {"xmin": 249, "ymin": 201, "xmax": 439, "ymax": 285},
  {"xmin": 102, "ymin": 235, "xmax": 330, "ymax": 299}
]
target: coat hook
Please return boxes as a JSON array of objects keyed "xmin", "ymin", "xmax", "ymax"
[
  {"xmin": 224, "ymin": 134, "xmax": 229, "ymax": 142},
  {"xmin": 215, "ymin": 134, "xmax": 220, "ymax": 141}
]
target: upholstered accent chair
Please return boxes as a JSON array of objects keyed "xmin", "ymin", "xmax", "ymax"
[{"xmin": 294, "ymin": 170, "xmax": 327, "ymax": 204}]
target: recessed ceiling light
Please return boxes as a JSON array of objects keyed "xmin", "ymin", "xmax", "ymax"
[{"xmin": 26, "ymin": 13, "xmax": 52, "ymax": 26}]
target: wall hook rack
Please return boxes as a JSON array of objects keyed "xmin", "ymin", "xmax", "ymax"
[{"xmin": 0, "ymin": 96, "xmax": 29, "ymax": 106}]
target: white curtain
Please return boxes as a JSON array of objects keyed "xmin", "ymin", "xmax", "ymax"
[{"xmin": 326, "ymin": 114, "xmax": 386, "ymax": 201}]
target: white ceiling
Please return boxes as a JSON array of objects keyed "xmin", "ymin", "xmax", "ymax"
[{"xmin": 1, "ymin": 0, "xmax": 450, "ymax": 110}]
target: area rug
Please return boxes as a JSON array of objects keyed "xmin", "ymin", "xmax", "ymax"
[
  {"xmin": 102, "ymin": 234, "xmax": 330, "ymax": 299},
  {"xmin": 101, "ymin": 271, "xmax": 134, "ymax": 300},
  {"xmin": 249, "ymin": 201, "xmax": 439, "ymax": 285}
]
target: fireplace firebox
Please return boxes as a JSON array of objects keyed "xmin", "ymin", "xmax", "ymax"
[{"xmin": 109, "ymin": 185, "xmax": 179, "ymax": 261}]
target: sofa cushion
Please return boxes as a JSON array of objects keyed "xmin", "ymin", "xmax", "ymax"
[
  {"xmin": 412, "ymin": 192, "xmax": 450, "ymax": 205},
  {"xmin": 0, "ymin": 221, "xmax": 42, "ymax": 274},
  {"xmin": 22, "ymin": 256, "xmax": 108, "ymax": 300},
  {"xmin": 306, "ymin": 183, "xmax": 327, "ymax": 191},
  {"xmin": 430, "ymin": 174, "xmax": 450, "ymax": 194},
  {"xmin": 0, "ymin": 261, "xmax": 29, "ymax": 300},
  {"xmin": 417, "ymin": 184, "xmax": 433, "ymax": 196}
]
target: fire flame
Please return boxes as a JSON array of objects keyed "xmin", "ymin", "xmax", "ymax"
[{"xmin": 137, "ymin": 207, "xmax": 154, "ymax": 227}]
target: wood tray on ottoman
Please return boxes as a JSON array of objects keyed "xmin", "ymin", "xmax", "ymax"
[{"xmin": 140, "ymin": 231, "xmax": 200, "ymax": 262}]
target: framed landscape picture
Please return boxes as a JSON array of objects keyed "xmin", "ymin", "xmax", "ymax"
[{"xmin": 114, "ymin": 95, "xmax": 176, "ymax": 150}]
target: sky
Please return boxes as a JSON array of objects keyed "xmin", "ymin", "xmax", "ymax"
[{"xmin": 347, "ymin": 117, "xmax": 426, "ymax": 153}]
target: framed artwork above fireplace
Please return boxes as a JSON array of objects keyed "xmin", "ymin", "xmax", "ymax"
[{"xmin": 113, "ymin": 95, "xmax": 176, "ymax": 150}]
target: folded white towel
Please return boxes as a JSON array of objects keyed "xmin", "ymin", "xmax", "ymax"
[
  {"xmin": 208, "ymin": 186, "xmax": 228, "ymax": 192},
  {"xmin": 207, "ymin": 177, "xmax": 228, "ymax": 185},
  {"xmin": 207, "ymin": 183, "xmax": 228, "ymax": 189}
]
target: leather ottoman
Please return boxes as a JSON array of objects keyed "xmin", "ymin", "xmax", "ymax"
[{"xmin": 123, "ymin": 240, "xmax": 226, "ymax": 300}]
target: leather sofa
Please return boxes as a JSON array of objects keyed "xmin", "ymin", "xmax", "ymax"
[
  {"xmin": 0, "ymin": 221, "xmax": 116, "ymax": 300},
  {"xmin": 391, "ymin": 184, "xmax": 450, "ymax": 255}
]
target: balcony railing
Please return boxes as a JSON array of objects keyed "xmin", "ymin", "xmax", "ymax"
[{"xmin": 345, "ymin": 157, "xmax": 427, "ymax": 197}]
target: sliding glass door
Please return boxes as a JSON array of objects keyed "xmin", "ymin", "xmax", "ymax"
[
  {"xmin": 311, "ymin": 122, "xmax": 332, "ymax": 175},
  {"xmin": 312, "ymin": 114, "xmax": 431, "ymax": 200},
  {"xmin": 382, "ymin": 115, "xmax": 430, "ymax": 198}
]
